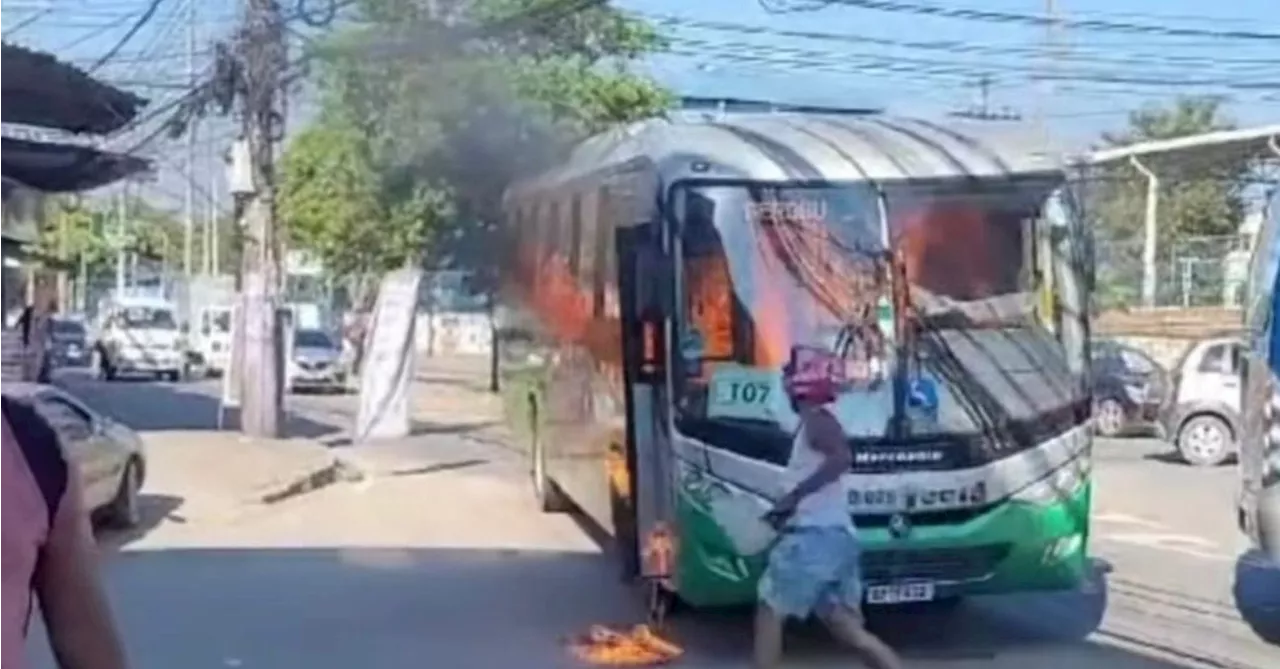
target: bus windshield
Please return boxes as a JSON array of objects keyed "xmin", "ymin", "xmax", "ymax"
[{"xmin": 673, "ymin": 177, "xmax": 1085, "ymax": 449}]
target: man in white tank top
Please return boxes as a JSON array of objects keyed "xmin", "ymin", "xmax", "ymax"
[{"xmin": 753, "ymin": 346, "xmax": 901, "ymax": 669}]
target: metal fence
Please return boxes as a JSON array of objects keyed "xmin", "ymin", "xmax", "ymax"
[{"xmin": 1093, "ymin": 232, "xmax": 1252, "ymax": 310}]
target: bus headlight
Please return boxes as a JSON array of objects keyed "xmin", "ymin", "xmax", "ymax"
[{"xmin": 1012, "ymin": 455, "xmax": 1091, "ymax": 506}]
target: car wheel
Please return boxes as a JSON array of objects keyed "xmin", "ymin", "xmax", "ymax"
[
  {"xmin": 1176, "ymin": 414, "xmax": 1233, "ymax": 467},
  {"xmin": 1093, "ymin": 398, "xmax": 1127, "ymax": 438},
  {"xmin": 105, "ymin": 459, "xmax": 142, "ymax": 529}
]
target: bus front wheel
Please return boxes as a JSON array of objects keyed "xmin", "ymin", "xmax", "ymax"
[{"xmin": 645, "ymin": 580, "xmax": 681, "ymax": 631}]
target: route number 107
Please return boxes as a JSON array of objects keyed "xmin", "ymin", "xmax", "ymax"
[{"xmin": 715, "ymin": 380, "xmax": 772, "ymax": 406}]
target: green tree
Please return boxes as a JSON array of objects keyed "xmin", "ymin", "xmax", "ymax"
[
  {"xmin": 281, "ymin": 0, "xmax": 671, "ymax": 282},
  {"xmin": 37, "ymin": 197, "xmax": 113, "ymax": 276},
  {"xmin": 279, "ymin": 122, "xmax": 386, "ymax": 278},
  {"xmin": 1089, "ymin": 96, "xmax": 1254, "ymax": 308}
]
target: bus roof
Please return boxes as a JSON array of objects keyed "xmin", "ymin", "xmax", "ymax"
[{"xmin": 507, "ymin": 113, "xmax": 1065, "ymax": 200}]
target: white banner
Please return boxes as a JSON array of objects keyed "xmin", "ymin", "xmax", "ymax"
[
  {"xmin": 221, "ymin": 304, "xmax": 244, "ymax": 410},
  {"xmin": 354, "ymin": 269, "xmax": 421, "ymax": 443}
]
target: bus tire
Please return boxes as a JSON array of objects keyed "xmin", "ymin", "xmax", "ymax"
[
  {"xmin": 531, "ymin": 419, "xmax": 570, "ymax": 513},
  {"xmin": 645, "ymin": 580, "xmax": 682, "ymax": 630}
]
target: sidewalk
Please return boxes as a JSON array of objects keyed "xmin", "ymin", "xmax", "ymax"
[
  {"xmin": 137, "ymin": 430, "xmax": 348, "ymax": 524},
  {"xmin": 333, "ymin": 354, "xmax": 523, "ymax": 478}
]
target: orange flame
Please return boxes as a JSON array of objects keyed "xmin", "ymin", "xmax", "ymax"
[{"xmin": 566, "ymin": 625, "xmax": 684, "ymax": 666}]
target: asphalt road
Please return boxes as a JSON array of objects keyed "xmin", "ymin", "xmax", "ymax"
[{"xmin": 27, "ymin": 370, "xmax": 1280, "ymax": 668}]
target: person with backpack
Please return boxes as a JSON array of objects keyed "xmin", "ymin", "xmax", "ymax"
[{"xmin": 2, "ymin": 395, "xmax": 129, "ymax": 669}]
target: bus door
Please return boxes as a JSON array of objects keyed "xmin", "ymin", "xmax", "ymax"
[{"xmin": 619, "ymin": 219, "xmax": 677, "ymax": 586}]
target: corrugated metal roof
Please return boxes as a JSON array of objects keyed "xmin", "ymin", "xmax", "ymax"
[
  {"xmin": 1, "ymin": 138, "xmax": 151, "ymax": 193},
  {"xmin": 1, "ymin": 42, "xmax": 147, "ymax": 135},
  {"xmin": 515, "ymin": 113, "xmax": 1065, "ymax": 196}
]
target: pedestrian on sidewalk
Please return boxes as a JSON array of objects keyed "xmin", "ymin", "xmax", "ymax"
[
  {"xmin": 2, "ymin": 395, "xmax": 129, "ymax": 669},
  {"xmin": 754, "ymin": 346, "xmax": 902, "ymax": 669}
]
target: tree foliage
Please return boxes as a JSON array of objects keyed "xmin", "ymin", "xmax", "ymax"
[
  {"xmin": 36, "ymin": 195, "xmax": 237, "ymax": 281},
  {"xmin": 1095, "ymin": 96, "xmax": 1248, "ymax": 242},
  {"xmin": 1088, "ymin": 96, "xmax": 1255, "ymax": 308},
  {"xmin": 278, "ymin": 0, "xmax": 672, "ymax": 281},
  {"xmin": 37, "ymin": 197, "xmax": 111, "ymax": 275}
]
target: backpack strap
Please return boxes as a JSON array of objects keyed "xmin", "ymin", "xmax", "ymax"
[{"xmin": 2, "ymin": 394, "xmax": 69, "ymax": 636}]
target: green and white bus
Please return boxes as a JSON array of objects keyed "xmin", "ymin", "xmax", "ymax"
[{"xmin": 497, "ymin": 113, "xmax": 1094, "ymax": 614}]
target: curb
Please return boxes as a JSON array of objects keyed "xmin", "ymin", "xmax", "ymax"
[{"xmin": 252, "ymin": 457, "xmax": 368, "ymax": 505}]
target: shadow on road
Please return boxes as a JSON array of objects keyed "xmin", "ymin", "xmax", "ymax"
[
  {"xmin": 96, "ymin": 493, "xmax": 184, "ymax": 551},
  {"xmin": 56, "ymin": 373, "xmax": 341, "ymax": 439},
  {"xmin": 34, "ymin": 546, "xmax": 1207, "ymax": 669},
  {"xmin": 1142, "ymin": 451, "xmax": 1239, "ymax": 467},
  {"xmin": 1234, "ymin": 549, "xmax": 1280, "ymax": 645}
]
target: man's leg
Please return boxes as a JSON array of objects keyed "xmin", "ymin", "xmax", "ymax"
[
  {"xmin": 753, "ymin": 602, "xmax": 785, "ymax": 669},
  {"xmin": 819, "ymin": 531, "xmax": 903, "ymax": 669},
  {"xmin": 819, "ymin": 603, "xmax": 903, "ymax": 669}
]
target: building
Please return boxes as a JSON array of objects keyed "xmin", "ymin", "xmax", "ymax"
[{"xmin": 0, "ymin": 40, "xmax": 149, "ymax": 326}]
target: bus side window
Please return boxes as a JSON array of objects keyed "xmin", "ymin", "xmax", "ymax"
[
  {"xmin": 588, "ymin": 190, "xmax": 606, "ymax": 318},
  {"xmin": 569, "ymin": 195, "xmax": 583, "ymax": 278}
]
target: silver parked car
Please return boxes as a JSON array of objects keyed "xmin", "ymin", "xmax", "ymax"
[
  {"xmin": 6, "ymin": 383, "xmax": 146, "ymax": 528},
  {"xmin": 288, "ymin": 328, "xmax": 348, "ymax": 393}
]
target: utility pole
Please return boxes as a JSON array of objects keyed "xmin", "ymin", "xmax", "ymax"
[
  {"xmin": 183, "ymin": 1, "xmax": 197, "ymax": 278},
  {"xmin": 947, "ymin": 74, "xmax": 1022, "ymax": 122},
  {"xmin": 235, "ymin": 0, "xmax": 287, "ymax": 438},
  {"xmin": 115, "ymin": 184, "xmax": 127, "ymax": 297},
  {"xmin": 977, "ymin": 73, "xmax": 991, "ymax": 117},
  {"xmin": 209, "ymin": 142, "xmax": 219, "ymax": 275},
  {"xmin": 1037, "ymin": 0, "xmax": 1060, "ymax": 140}
]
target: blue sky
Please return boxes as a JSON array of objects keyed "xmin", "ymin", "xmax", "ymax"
[{"xmin": 2, "ymin": 0, "xmax": 1276, "ymax": 212}]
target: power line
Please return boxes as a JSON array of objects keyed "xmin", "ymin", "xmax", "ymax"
[
  {"xmin": 2, "ymin": 6, "xmax": 53, "ymax": 37},
  {"xmin": 87, "ymin": 0, "xmax": 170, "ymax": 73},
  {"xmin": 664, "ymin": 37, "xmax": 1280, "ymax": 91},
  {"xmin": 816, "ymin": 0, "xmax": 1280, "ymax": 42},
  {"xmin": 642, "ymin": 14, "xmax": 1280, "ymax": 71},
  {"xmin": 53, "ymin": 9, "xmax": 145, "ymax": 52}
]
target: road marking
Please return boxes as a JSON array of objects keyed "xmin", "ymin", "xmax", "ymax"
[
  {"xmin": 1096, "ymin": 531, "xmax": 1236, "ymax": 563},
  {"xmin": 1092, "ymin": 511, "xmax": 1168, "ymax": 528}
]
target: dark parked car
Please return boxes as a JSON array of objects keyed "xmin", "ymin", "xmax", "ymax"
[
  {"xmin": 48, "ymin": 317, "xmax": 91, "ymax": 368},
  {"xmin": 1090, "ymin": 340, "xmax": 1169, "ymax": 437}
]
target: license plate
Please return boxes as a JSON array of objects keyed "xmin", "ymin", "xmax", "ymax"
[{"xmin": 865, "ymin": 583, "xmax": 935, "ymax": 604}]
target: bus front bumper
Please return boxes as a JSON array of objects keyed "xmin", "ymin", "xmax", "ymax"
[{"xmin": 673, "ymin": 481, "xmax": 1093, "ymax": 608}]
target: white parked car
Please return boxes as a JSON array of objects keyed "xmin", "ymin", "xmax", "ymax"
[
  {"xmin": 93, "ymin": 298, "xmax": 188, "ymax": 381},
  {"xmin": 1159, "ymin": 337, "xmax": 1244, "ymax": 466}
]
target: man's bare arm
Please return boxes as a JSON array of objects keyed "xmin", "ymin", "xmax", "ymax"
[
  {"xmin": 36, "ymin": 466, "xmax": 129, "ymax": 669},
  {"xmin": 779, "ymin": 408, "xmax": 852, "ymax": 508}
]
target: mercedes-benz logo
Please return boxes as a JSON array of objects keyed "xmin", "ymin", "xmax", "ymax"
[{"xmin": 888, "ymin": 513, "xmax": 912, "ymax": 539}]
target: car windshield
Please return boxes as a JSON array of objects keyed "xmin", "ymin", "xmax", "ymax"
[
  {"xmin": 120, "ymin": 307, "xmax": 176, "ymax": 330},
  {"xmin": 294, "ymin": 330, "xmax": 334, "ymax": 349},
  {"xmin": 52, "ymin": 320, "xmax": 85, "ymax": 337}
]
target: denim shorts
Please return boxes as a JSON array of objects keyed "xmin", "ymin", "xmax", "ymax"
[{"xmin": 758, "ymin": 525, "xmax": 863, "ymax": 619}]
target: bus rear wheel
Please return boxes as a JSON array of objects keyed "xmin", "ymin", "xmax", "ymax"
[{"xmin": 530, "ymin": 419, "xmax": 570, "ymax": 513}]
